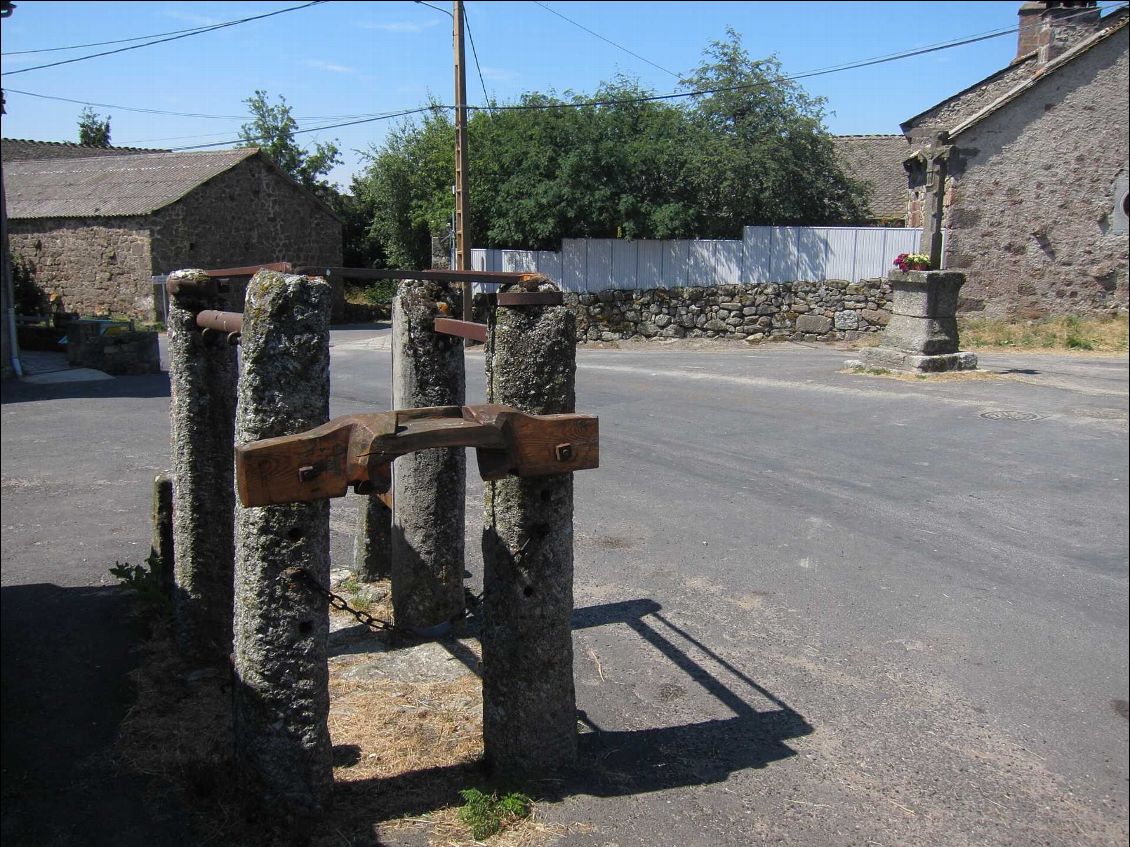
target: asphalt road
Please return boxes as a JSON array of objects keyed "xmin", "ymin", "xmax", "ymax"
[{"xmin": 2, "ymin": 329, "xmax": 1127, "ymax": 846}]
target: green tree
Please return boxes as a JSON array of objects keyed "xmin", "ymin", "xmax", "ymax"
[
  {"xmin": 239, "ymin": 90, "xmax": 342, "ymax": 199},
  {"xmin": 78, "ymin": 107, "xmax": 111, "ymax": 147},
  {"xmin": 680, "ymin": 29, "xmax": 870, "ymax": 231}
]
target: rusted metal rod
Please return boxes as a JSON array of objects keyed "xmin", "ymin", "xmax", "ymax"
[
  {"xmin": 196, "ymin": 310, "xmax": 243, "ymax": 334},
  {"xmin": 297, "ymin": 267, "xmax": 544, "ymax": 286},
  {"xmin": 434, "ymin": 317, "xmax": 487, "ymax": 342}
]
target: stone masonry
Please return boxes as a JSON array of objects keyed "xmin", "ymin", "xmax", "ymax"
[
  {"xmin": 7, "ymin": 152, "xmax": 342, "ymax": 322},
  {"xmin": 942, "ymin": 28, "xmax": 1129, "ymax": 317},
  {"xmin": 566, "ymin": 278, "xmax": 892, "ymax": 343}
]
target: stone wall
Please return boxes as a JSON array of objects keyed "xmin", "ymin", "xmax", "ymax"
[
  {"xmin": 150, "ymin": 155, "xmax": 344, "ymax": 318},
  {"xmin": 8, "ymin": 218, "xmax": 153, "ymax": 318},
  {"xmin": 7, "ymin": 153, "xmax": 344, "ymax": 323},
  {"xmin": 565, "ymin": 279, "xmax": 891, "ymax": 343},
  {"xmin": 944, "ymin": 30, "xmax": 1129, "ymax": 317}
]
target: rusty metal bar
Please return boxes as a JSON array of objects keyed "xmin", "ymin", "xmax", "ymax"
[
  {"xmin": 298, "ymin": 267, "xmax": 542, "ymax": 285},
  {"xmin": 497, "ymin": 290, "xmax": 563, "ymax": 306},
  {"xmin": 196, "ymin": 310, "xmax": 243, "ymax": 335},
  {"xmin": 204, "ymin": 262, "xmax": 293, "ymax": 279},
  {"xmin": 434, "ymin": 317, "xmax": 487, "ymax": 342}
]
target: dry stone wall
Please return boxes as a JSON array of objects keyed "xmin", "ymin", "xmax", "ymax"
[
  {"xmin": 565, "ymin": 279, "xmax": 891, "ymax": 343},
  {"xmin": 8, "ymin": 218, "xmax": 153, "ymax": 318}
]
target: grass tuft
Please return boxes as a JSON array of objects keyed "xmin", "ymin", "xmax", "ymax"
[{"xmin": 958, "ymin": 315, "xmax": 1127, "ymax": 353}]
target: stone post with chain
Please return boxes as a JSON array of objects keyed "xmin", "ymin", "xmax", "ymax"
[
  {"xmin": 481, "ymin": 277, "xmax": 578, "ymax": 775},
  {"xmin": 232, "ymin": 270, "xmax": 334, "ymax": 835},
  {"xmin": 389, "ymin": 279, "xmax": 466, "ymax": 633},
  {"xmin": 167, "ymin": 268, "xmax": 237, "ymax": 663}
]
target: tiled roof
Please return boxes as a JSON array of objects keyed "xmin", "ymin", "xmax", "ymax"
[
  {"xmin": 5, "ymin": 148, "xmax": 260, "ymax": 219},
  {"xmin": 833, "ymin": 135, "xmax": 910, "ymax": 221},
  {"xmin": 2, "ymin": 138, "xmax": 169, "ymax": 161}
]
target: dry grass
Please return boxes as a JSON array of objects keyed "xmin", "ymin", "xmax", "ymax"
[
  {"xmin": 114, "ymin": 596, "xmax": 558, "ymax": 847},
  {"xmin": 957, "ymin": 314, "xmax": 1128, "ymax": 353}
]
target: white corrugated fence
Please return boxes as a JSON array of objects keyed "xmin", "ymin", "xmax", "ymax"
[{"xmin": 472, "ymin": 226, "xmax": 926, "ymax": 292}]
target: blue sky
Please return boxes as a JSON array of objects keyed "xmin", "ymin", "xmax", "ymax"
[{"xmin": 1, "ymin": 1, "xmax": 1121, "ymax": 188}]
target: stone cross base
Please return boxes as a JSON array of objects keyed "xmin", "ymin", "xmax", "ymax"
[
  {"xmin": 847, "ymin": 269, "xmax": 978, "ymax": 373},
  {"xmin": 849, "ymin": 347, "xmax": 978, "ymax": 373}
]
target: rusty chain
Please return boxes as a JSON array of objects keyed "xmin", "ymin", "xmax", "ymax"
[
  {"xmin": 286, "ymin": 566, "xmax": 403, "ymax": 635},
  {"xmin": 286, "ymin": 567, "xmax": 481, "ymax": 635}
]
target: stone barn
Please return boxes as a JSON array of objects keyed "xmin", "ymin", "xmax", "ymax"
[
  {"xmin": 4, "ymin": 141, "xmax": 343, "ymax": 320},
  {"xmin": 902, "ymin": 2, "xmax": 1128, "ymax": 318}
]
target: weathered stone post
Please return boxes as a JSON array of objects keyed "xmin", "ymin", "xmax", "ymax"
[
  {"xmin": 167, "ymin": 269, "xmax": 237, "ymax": 662},
  {"xmin": 390, "ymin": 280, "xmax": 466, "ymax": 633},
  {"xmin": 481, "ymin": 279, "xmax": 578, "ymax": 775},
  {"xmin": 232, "ymin": 270, "xmax": 334, "ymax": 835},
  {"xmin": 854, "ymin": 270, "xmax": 978, "ymax": 373},
  {"xmin": 150, "ymin": 473, "xmax": 175, "ymax": 596},
  {"xmin": 353, "ymin": 495, "xmax": 392, "ymax": 581}
]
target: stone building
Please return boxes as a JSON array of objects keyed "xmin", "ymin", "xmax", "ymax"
[
  {"xmin": 901, "ymin": 2, "xmax": 1128, "ymax": 317},
  {"xmin": 3, "ymin": 142, "xmax": 343, "ymax": 320},
  {"xmin": 832, "ymin": 135, "xmax": 911, "ymax": 226}
]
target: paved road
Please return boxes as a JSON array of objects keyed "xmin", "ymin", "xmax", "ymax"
[{"xmin": 2, "ymin": 330, "xmax": 1127, "ymax": 846}]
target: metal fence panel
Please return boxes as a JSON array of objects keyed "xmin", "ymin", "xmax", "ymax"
[
  {"xmin": 587, "ymin": 239, "xmax": 614, "ymax": 292},
  {"xmin": 476, "ymin": 226, "xmax": 923, "ymax": 291},
  {"xmin": 824, "ymin": 229, "xmax": 858, "ymax": 281},
  {"xmin": 611, "ymin": 240, "xmax": 639, "ymax": 290},
  {"xmin": 716, "ymin": 240, "xmax": 742, "ymax": 284},
  {"xmin": 663, "ymin": 240, "xmax": 690, "ymax": 287},
  {"xmin": 742, "ymin": 227, "xmax": 772, "ymax": 284},
  {"xmin": 770, "ymin": 227, "xmax": 799, "ymax": 282},
  {"xmin": 536, "ymin": 250, "xmax": 561, "ymax": 282},
  {"xmin": 561, "ymin": 239, "xmax": 587, "ymax": 292},
  {"xmin": 638, "ymin": 241, "xmax": 663, "ymax": 289},
  {"xmin": 797, "ymin": 227, "xmax": 829, "ymax": 281}
]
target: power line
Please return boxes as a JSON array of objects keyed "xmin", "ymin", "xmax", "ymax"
[
  {"xmin": 168, "ymin": 106, "xmax": 440, "ymax": 151},
  {"xmin": 1, "ymin": 1, "xmax": 329, "ymax": 77},
  {"xmin": 531, "ymin": 0, "xmax": 679, "ymax": 78},
  {"xmin": 3, "ymin": 20, "xmax": 245, "ymax": 56},
  {"xmin": 2, "ymin": 86, "xmax": 395, "ymax": 122},
  {"xmin": 462, "ymin": 4, "xmax": 493, "ymax": 109}
]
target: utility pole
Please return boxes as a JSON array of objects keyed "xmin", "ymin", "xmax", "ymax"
[{"xmin": 453, "ymin": 0, "xmax": 472, "ymax": 320}]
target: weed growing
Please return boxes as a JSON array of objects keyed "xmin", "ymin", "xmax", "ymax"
[
  {"xmin": 958, "ymin": 315, "xmax": 1127, "ymax": 353},
  {"xmin": 458, "ymin": 788, "xmax": 532, "ymax": 840},
  {"xmin": 109, "ymin": 551, "xmax": 171, "ymax": 620}
]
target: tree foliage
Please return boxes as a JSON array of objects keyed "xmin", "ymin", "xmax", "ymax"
[
  {"xmin": 78, "ymin": 107, "xmax": 111, "ymax": 147},
  {"xmin": 239, "ymin": 90, "xmax": 342, "ymax": 200},
  {"xmin": 351, "ymin": 31, "xmax": 872, "ymax": 269}
]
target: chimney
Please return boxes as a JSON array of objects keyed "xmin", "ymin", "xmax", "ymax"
[
  {"xmin": 1017, "ymin": 2, "xmax": 1103, "ymax": 64},
  {"xmin": 1017, "ymin": 2, "xmax": 1047, "ymax": 59}
]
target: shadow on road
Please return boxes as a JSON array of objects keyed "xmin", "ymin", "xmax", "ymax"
[
  {"xmin": 0, "ymin": 372, "xmax": 171, "ymax": 405},
  {"xmin": 0, "ymin": 583, "xmax": 193, "ymax": 846}
]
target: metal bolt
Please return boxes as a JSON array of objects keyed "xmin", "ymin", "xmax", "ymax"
[
  {"xmin": 298, "ymin": 464, "xmax": 321, "ymax": 482},
  {"xmin": 555, "ymin": 443, "xmax": 573, "ymax": 462}
]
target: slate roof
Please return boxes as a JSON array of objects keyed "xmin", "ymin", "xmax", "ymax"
[
  {"xmin": 832, "ymin": 135, "xmax": 910, "ymax": 222},
  {"xmin": 2, "ymin": 138, "xmax": 169, "ymax": 161},
  {"xmin": 5, "ymin": 148, "xmax": 260, "ymax": 219},
  {"xmin": 947, "ymin": 14, "xmax": 1128, "ymax": 139}
]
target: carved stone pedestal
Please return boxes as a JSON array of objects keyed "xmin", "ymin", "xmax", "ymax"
[{"xmin": 848, "ymin": 270, "xmax": 977, "ymax": 373}]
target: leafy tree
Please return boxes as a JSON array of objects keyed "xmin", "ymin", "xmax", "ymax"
[
  {"xmin": 680, "ymin": 29, "xmax": 870, "ymax": 230},
  {"xmin": 78, "ymin": 107, "xmax": 111, "ymax": 147},
  {"xmin": 239, "ymin": 90, "xmax": 342, "ymax": 200},
  {"xmin": 352, "ymin": 31, "xmax": 872, "ymax": 265}
]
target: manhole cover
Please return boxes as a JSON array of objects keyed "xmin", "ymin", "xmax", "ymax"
[
  {"xmin": 980, "ymin": 410, "xmax": 1042, "ymax": 421},
  {"xmin": 1067, "ymin": 407, "xmax": 1128, "ymax": 420}
]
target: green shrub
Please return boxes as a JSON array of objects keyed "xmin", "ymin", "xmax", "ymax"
[{"xmin": 457, "ymin": 788, "xmax": 531, "ymax": 840}]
